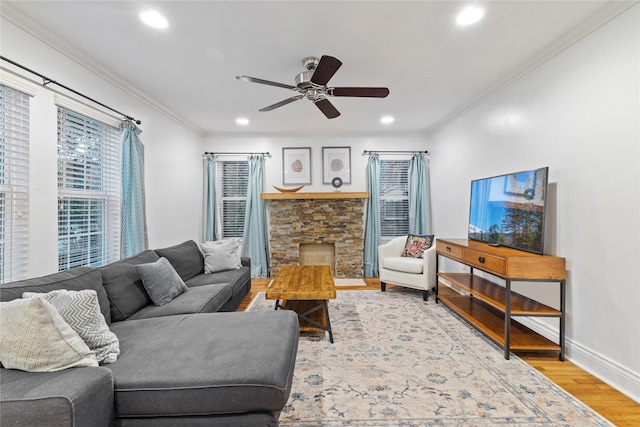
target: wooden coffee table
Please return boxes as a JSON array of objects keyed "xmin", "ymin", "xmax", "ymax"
[{"xmin": 266, "ymin": 265, "xmax": 337, "ymax": 343}]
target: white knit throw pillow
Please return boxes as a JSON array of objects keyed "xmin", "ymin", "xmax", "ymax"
[{"xmin": 0, "ymin": 298, "xmax": 98, "ymax": 372}]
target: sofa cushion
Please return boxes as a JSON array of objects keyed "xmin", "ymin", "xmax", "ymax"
[
  {"xmin": 99, "ymin": 250, "xmax": 159, "ymax": 322},
  {"xmin": 0, "ymin": 366, "xmax": 114, "ymax": 427},
  {"xmin": 186, "ymin": 266, "xmax": 251, "ymax": 297},
  {"xmin": 107, "ymin": 311, "xmax": 299, "ymax": 418},
  {"xmin": 0, "ymin": 267, "xmax": 111, "ymax": 325},
  {"xmin": 155, "ymin": 240, "xmax": 204, "ymax": 282},
  {"xmin": 126, "ymin": 284, "xmax": 232, "ymax": 320},
  {"xmin": 135, "ymin": 257, "xmax": 188, "ymax": 306},
  {"xmin": 23, "ymin": 289, "xmax": 120, "ymax": 364},
  {"xmin": 383, "ymin": 256, "xmax": 424, "ymax": 274},
  {"xmin": 201, "ymin": 239, "xmax": 242, "ymax": 273},
  {"xmin": 401, "ymin": 234, "xmax": 434, "ymax": 258},
  {"xmin": 0, "ymin": 298, "xmax": 98, "ymax": 372}
]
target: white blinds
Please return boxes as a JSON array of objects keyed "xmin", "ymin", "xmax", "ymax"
[
  {"xmin": 0, "ymin": 84, "xmax": 30, "ymax": 283},
  {"xmin": 380, "ymin": 160, "xmax": 410, "ymax": 237},
  {"xmin": 217, "ymin": 160, "xmax": 248, "ymax": 238},
  {"xmin": 57, "ymin": 107, "xmax": 120, "ymax": 270}
]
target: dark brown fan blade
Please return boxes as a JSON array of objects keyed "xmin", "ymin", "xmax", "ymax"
[
  {"xmin": 259, "ymin": 95, "xmax": 304, "ymax": 112},
  {"xmin": 310, "ymin": 55, "xmax": 342, "ymax": 86},
  {"xmin": 314, "ymin": 98, "xmax": 340, "ymax": 119},
  {"xmin": 236, "ymin": 75, "xmax": 296, "ymax": 90},
  {"xmin": 330, "ymin": 87, "xmax": 390, "ymax": 97}
]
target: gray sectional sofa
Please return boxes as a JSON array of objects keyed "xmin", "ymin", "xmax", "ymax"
[{"xmin": 0, "ymin": 240, "xmax": 300, "ymax": 426}]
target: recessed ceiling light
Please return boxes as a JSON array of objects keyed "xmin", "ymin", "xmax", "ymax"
[
  {"xmin": 456, "ymin": 6, "xmax": 484, "ymax": 26},
  {"xmin": 236, "ymin": 118, "xmax": 249, "ymax": 125},
  {"xmin": 381, "ymin": 116, "xmax": 394, "ymax": 124},
  {"xmin": 140, "ymin": 10, "xmax": 168, "ymax": 29}
]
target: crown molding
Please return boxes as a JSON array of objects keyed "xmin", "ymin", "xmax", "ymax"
[
  {"xmin": 425, "ymin": 1, "xmax": 639, "ymax": 136},
  {"xmin": 1, "ymin": 2, "xmax": 205, "ymax": 136}
]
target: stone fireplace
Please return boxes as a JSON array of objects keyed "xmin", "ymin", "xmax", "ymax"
[{"xmin": 262, "ymin": 192, "xmax": 369, "ymax": 278}]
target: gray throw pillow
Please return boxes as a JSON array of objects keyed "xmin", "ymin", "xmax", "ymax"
[
  {"xmin": 201, "ymin": 239, "xmax": 242, "ymax": 273},
  {"xmin": 135, "ymin": 257, "xmax": 188, "ymax": 306}
]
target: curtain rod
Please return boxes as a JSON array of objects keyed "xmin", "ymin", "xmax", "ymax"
[
  {"xmin": 205, "ymin": 152, "xmax": 271, "ymax": 158},
  {"xmin": 362, "ymin": 150, "xmax": 428, "ymax": 155},
  {"xmin": 1, "ymin": 55, "xmax": 141, "ymax": 125}
]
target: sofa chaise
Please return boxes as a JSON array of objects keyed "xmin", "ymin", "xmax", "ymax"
[{"xmin": 0, "ymin": 240, "xmax": 300, "ymax": 426}]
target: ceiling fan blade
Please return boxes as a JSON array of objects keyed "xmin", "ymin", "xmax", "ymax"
[
  {"xmin": 259, "ymin": 95, "xmax": 304, "ymax": 112},
  {"xmin": 310, "ymin": 55, "xmax": 342, "ymax": 86},
  {"xmin": 314, "ymin": 98, "xmax": 341, "ymax": 119},
  {"xmin": 236, "ymin": 75, "xmax": 296, "ymax": 90},
  {"xmin": 330, "ymin": 87, "xmax": 390, "ymax": 98}
]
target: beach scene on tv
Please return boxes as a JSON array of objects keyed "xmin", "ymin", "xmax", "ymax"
[{"xmin": 468, "ymin": 168, "xmax": 548, "ymax": 254}]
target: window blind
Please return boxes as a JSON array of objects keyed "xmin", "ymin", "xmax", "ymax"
[
  {"xmin": 57, "ymin": 107, "xmax": 120, "ymax": 270},
  {"xmin": 380, "ymin": 160, "xmax": 410, "ymax": 237},
  {"xmin": 217, "ymin": 160, "xmax": 248, "ymax": 238},
  {"xmin": 0, "ymin": 84, "xmax": 30, "ymax": 283}
]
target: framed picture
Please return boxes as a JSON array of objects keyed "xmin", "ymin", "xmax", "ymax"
[
  {"xmin": 282, "ymin": 147, "xmax": 311, "ymax": 185},
  {"xmin": 322, "ymin": 146, "xmax": 351, "ymax": 184}
]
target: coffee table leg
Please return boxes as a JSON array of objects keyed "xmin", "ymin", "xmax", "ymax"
[{"xmin": 323, "ymin": 300, "xmax": 334, "ymax": 344}]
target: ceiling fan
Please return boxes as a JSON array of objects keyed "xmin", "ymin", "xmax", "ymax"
[{"xmin": 236, "ymin": 55, "xmax": 389, "ymax": 119}]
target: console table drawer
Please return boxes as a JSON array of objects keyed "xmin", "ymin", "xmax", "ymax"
[
  {"xmin": 463, "ymin": 249, "xmax": 506, "ymax": 274},
  {"xmin": 437, "ymin": 241, "xmax": 463, "ymax": 259}
]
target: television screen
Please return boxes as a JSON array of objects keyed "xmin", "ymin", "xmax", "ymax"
[{"xmin": 468, "ymin": 167, "xmax": 549, "ymax": 254}]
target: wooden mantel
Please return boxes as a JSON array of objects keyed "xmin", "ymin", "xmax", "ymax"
[{"xmin": 261, "ymin": 192, "xmax": 369, "ymax": 200}]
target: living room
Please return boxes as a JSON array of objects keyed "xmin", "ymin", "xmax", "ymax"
[{"xmin": 1, "ymin": 0, "xmax": 638, "ymax": 424}]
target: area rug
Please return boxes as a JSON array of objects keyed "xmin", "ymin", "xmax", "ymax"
[{"xmin": 249, "ymin": 289, "xmax": 613, "ymax": 426}]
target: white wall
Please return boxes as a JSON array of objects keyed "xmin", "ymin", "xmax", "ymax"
[
  {"xmin": 429, "ymin": 5, "xmax": 639, "ymax": 401},
  {"xmin": 1, "ymin": 16, "xmax": 204, "ymax": 277},
  {"xmin": 203, "ymin": 133, "xmax": 428, "ymax": 193}
]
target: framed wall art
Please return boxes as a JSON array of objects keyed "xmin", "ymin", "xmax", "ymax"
[
  {"xmin": 282, "ymin": 147, "xmax": 311, "ymax": 185},
  {"xmin": 322, "ymin": 146, "xmax": 351, "ymax": 184}
]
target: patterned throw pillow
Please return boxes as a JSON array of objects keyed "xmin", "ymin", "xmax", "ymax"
[
  {"xmin": 0, "ymin": 298, "xmax": 98, "ymax": 372},
  {"xmin": 401, "ymin": 234, "xmax": 434, "ymax": 258},
  {"xmin": 23, "ymin": 289, "xmax": 120, "ymax": 364}
]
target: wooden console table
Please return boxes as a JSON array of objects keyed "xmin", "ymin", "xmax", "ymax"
[{"xmin": 435, "ymin": 238, "xmax": 566, "ymax": 360}]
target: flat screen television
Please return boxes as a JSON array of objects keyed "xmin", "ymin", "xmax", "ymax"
[{"xmin": 468, "ymin": 167, "xmax": 549, "ymax": 254}]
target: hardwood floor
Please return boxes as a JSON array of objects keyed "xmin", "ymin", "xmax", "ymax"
[{"xmin": 240, "ymin": 278, "xmax": 640, "ymax": 426}]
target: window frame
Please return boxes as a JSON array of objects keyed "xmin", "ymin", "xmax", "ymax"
[
  {"xmin": 56, "ymin": 106, "xmax": 121, "ymax": 271},
  {"xmin": 216, "ymin": 159, "xmax": 249, "ymax": 239},
  {"xmin": 379, "ymin": 159, "xmax": 410, "ymax": 239},
  {"xmin": 0, "ymin": 83, "xmax": 31, "ymax": 283}
]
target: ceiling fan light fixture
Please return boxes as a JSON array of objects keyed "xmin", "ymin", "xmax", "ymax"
[
  {"xmin": 140, "ymin": 10, "xmax": 169, "ymax": 29},
  {"xmin": 456, "ymin": 6, "xmax": 484, "ymax": 26}
]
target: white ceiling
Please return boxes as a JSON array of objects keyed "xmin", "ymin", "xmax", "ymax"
[{"xmin": 3, "ymin": 1, "xmax": 629, "ymax": 135}]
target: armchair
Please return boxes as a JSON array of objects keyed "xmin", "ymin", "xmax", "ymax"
[{"xmin": 378, "ymin": 235, "xmax": 437, "ymax": 301}]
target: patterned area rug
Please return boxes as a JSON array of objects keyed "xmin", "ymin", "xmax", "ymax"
[{"xmin": 249, "ymin": 289, "xmax": 612, "ymax": 426}]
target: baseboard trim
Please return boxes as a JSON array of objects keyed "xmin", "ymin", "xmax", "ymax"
[{"xmin": 519, "ymin": 317, "xmax": 640, "ymax": 403}]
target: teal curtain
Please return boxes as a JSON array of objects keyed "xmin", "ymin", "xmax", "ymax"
[
  {"xmin": 241, "ymin": 155, "xmax": 270, "ymax": 277},
  {"xmin": 408, "ymin": 153, "xmax": 430, "ymax": 235},
  {"xmin": 363, "ymin": 154, "xmax": 381, "ymax": 277},
  {"xmin": 204, "ymin": 154, "xmax": 218, "ymax": 241},
  {"xmin": 120, "ymin": 121, "xmax": 148, "ymax": 257}
]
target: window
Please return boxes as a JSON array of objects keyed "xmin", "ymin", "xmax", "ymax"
[
  {"xmin": 217, "ymin": 160, "xmax": 248, "ymax": 238},
  {"xmin": 57, "ymin": 107, "xmax": 120, "ymax": 270},
  {"xmin": 0, "ymin": 84, "xmax": 30, "ymax": 283},
  {"xmin": 380, "ymin": 160, "xmax": 409, "ymax": 237}
]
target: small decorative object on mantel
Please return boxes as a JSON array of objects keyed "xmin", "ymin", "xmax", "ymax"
[
  {"xmin": 331, "ymin": 177, "xmax": 343, "ymax": 191},
  {"xmin": 272, "ymin": 185, "xmax": 305, "ymax": 193}
]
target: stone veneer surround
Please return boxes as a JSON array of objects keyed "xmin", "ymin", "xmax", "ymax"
[{"xmin": 266, "ymin": 195, "xmax": 367, "ymax": 278}]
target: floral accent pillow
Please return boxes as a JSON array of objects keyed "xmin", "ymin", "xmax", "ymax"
[{"xmin": 401, "ymin": 234, "xmax": 434, "ymax": 258}]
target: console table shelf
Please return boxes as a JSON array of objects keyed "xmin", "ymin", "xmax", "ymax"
[{"xmin": 436, "ymin": 238, "xmax": 566, "ymax": 360}]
